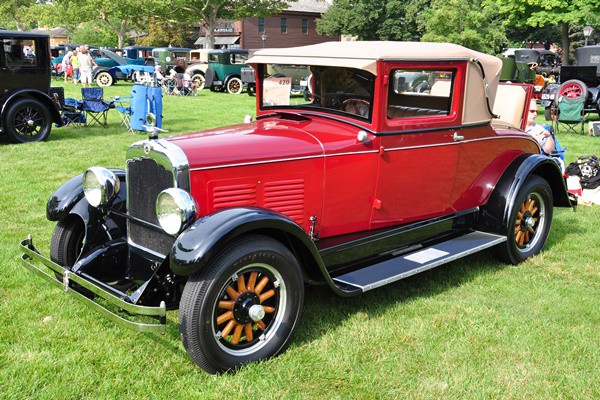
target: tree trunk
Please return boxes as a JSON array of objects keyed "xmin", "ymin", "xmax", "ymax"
[
  {"xmin": 562, "ymin": 22, "xmax": 570, "ymax": 66},
  {"xmin": 205, "ymin": 15, "xmax": 218, "ymax": 49}
]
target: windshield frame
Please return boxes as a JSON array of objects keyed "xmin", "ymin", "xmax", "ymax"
[{"xmin": 257, "ymin": 64, "xmax": 376, "ymax": 123}]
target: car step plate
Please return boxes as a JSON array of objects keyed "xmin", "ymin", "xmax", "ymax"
[{"xmin": 332, "ymin": 231, "xmax": 506, "ymax": 292}]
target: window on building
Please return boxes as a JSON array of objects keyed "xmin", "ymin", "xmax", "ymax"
[
  {"xmin": 258, "ymin": 17, "xmax": 264, "ymax": 33},
  {"xmin": 302, "ymin": 19, "xmax": 308, "ymax": 35},
  {"xmin": 281, "ymin": 18, "xmax": 287, "ymax": 34}
]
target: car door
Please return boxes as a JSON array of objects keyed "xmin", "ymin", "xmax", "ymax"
[{"xmin": 371, "ymin": 63, "xmax": 465, "ymax": 230}]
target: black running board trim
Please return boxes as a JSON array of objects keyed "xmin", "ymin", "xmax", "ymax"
[{"xmin": 332, "ymin": 231, "xmax": 506, "ymax": 292}]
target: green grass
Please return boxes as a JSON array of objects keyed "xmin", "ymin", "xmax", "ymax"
[{"xmin": 0, "ymin": 82, "xmax": 598, "ymax": 399}]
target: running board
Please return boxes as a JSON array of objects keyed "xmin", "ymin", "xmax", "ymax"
[{"xmin": 332, "ymin": 231, "xmax": 506, "ymax": 292}]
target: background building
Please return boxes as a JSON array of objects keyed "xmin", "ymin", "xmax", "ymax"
[
  {"xmin": 194, "ymin": 0, "xmax": 338, "ymax": 49},
  {"xmin": 29, "ymin": 27, "xmax": 70, "ymax": 46}
]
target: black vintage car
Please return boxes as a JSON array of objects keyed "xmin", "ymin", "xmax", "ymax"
[
  {"xmin": 0, "ymin": 30, "xmax": 62, "ymax": 143},
  {"xmin": 542, "ymin": 45, "xmax": 600, "ymax": 120}
]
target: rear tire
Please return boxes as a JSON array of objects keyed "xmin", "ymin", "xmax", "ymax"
[
  {"xmin": 191, "ymin": 74, "xmax": 205, "ymax": 91},
  {"xmin": 95, "ymin": 71, "xmax": 113, "ymax": 87},
  {"xmin": 4, "ymin": 98, "xmax": 52, "ymax": 143},
  {"xmin": 179, "ymin": 235, "xmax": 304, "ymax": 374},
  {"xmin": 498, "ymin": 176, "xmax": 553, "ymax": 265}
]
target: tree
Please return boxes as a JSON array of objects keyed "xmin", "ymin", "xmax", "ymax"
[
  {"xmin": 71, "ymin": 21, "xmax": 118, "ymax": 48},
  {"xmin": 316, "ymin": 0, "xmax": 426, "ymax": 41},
  {"xmin": 420, "ymin": 0, "xmax": 506, "ymax": 54},
  {"xmin": 494, "ymin": 0, "xmax": 600, "ymax": 64},
  {"xmin": 135, "ymin": 17, "xmax": 190, "ymax": 47},
  {"xmin": 48, "ymin": 0, "xmax": 149, "ymax": 48},
  {"xmin": 167, "ymin": 0, "xmax": 294, "ymax": 49},
  {"xmin": 0, "ymin": 0, "xmax": 51, "ymax": 31}
]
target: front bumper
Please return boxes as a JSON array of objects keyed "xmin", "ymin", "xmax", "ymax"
[{"xmin": 20, "ymin": 236, "xmax": 166, "ymax": 333}]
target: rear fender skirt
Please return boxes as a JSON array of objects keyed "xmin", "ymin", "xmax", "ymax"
[
  {"xmin": 170, "ymin": 207, "xmax": 357, "ymax": 296},
  {"xmin": 46, "ymin": 169, "xmax": 127, "ymax": 252},
  {"xmin": 1, "ymin": 89, "xmax": 62, "ymax": 125},
  {"xmin": 478, "ymin": 154, "xmax": 573, "ymax": 234}
]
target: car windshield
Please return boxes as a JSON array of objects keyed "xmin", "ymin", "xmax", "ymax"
[{"xmin": 260, "ymin": 64, "xmax": 375, "ymax": 120}]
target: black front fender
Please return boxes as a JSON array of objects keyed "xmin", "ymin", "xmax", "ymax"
[
  {"xmin": 170, "ymin": 208, "xmax": 321, "ymax": 276},
  {"xmin": 478, "ymin": 153, "xmax": 574, "ymax": 234},
  {"xmin": 46, "ymin": 169, "xmax": 126, "ymax": 221}
]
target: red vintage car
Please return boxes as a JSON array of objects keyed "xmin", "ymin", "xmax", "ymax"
[{"xmin": 21, "ymin": 42, "xmax": 574, "ymax": 373}]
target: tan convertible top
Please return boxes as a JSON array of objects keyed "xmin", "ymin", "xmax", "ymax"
[{"xmin": 248, "ymin": 41, "xmax": 503, "ymax": 125}]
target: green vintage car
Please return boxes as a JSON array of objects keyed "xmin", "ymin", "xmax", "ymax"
[
  {"xmin": 204, "ymin": 49, "xmax": 249, "ymax": 94},
  {"xmin": 152, "ymin": 47, "xmax": 192, "ymax": 74}
]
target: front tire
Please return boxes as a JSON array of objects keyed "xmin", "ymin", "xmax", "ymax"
[
  {"xmin": 226, "ymin": 77, "xmax": 243, "ymax": 95},
  {"xmin": 191, "ymin": 73, "xmax": 205, "ymax": 91},
  {"xmin": 179, "ymin": 235, "xmax": 304, "ymax": 374},
  {"xmin": 498, "ymin": 176, "xmax": 553, "ymax": 265},
  {"xmin": 4, "ymin": 98, "xmax": 52, "ymax": 143},
  {"xmin": 95, "ymin": 71, "xmax": 113, "ymax": 87}
]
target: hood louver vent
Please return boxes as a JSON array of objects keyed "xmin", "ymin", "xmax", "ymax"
[
  {"xmin": 212, "ymin": 183, "xmax": 257, "ymax": 210},
  {"xmin": 264, "ymin": 179, "xmax": 305, "ymax": 224}
]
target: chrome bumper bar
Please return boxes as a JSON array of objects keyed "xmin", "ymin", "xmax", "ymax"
[{"xmin": 20, "ymin": 236, "xmax": 167, "ymax": 334}]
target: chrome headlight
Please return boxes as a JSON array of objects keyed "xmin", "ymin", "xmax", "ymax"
[
  {"xmin": 82, "ymin": 167, "xmax": 120, "ymax": 208},
  {"xmin": 156, "ymin": 188, "xmax": 197, "ymax": 236}
]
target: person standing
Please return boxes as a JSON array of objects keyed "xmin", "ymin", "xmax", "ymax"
[
  {"xmin": 78, "ymin": 47, "xmax": 96, "ymax": 88},
  {"xmin": 62, "ymin": 51, "xmax": 72, "ymax": 83},
  {"xmin": 71, "ymin": 49, "xmax": 80, "ymax": 85}
]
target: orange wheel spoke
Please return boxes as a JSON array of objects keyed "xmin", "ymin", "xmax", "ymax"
[
  {"xmin": 232, "ymin": 324, "xmax": 243, "ymax": 345},
  {"xmin": 238, "ymin": 274, "xmax": 247, "ymax": 293},
  {"xmin": 217, "ymin": 310, "xmax": 233, "ymax": 325},
  {"xmin": 533, "ymin": 217, "xmax": 538, "ymax": 223},
  {"xmin": 524, "ymin": 231, "xmax": 530, "ymax": 243},
  {"xmin": 520, "ymin": 203, "xmax": 526, "ymax": 213},
  {"xmin": 259, "ymin": 289, "xmax": 275, "ymax": 303},
  {"xmin": 263, "ymin": 306, "xmax": 276, "ymax": 314},
  {"xmin": 517, "ymin": 212, "xmax": 523, "ymax": 219},
  {"xmin": 244, "ymin": 324, "xmax": 253, "ymax": 342},
  {"xmin": 529, "ymin": 227, "xmax": 535, "ymax": 233},
  {"xmin": 255, "ymin": 276, "xmax": 270, "ymax": 295},
  {"xmin": 218, "ymin": 301, "xmax": 234, "ymax": 310},
  {"xmin": 515, "ymin": 231, "xmax": 522, "ymax": 244},
  {"xmin": 256, "ymin": 320, "xmax": 266, "ymax": 330},
  {"xmin": 518, "ymin": 232, "xmax": 525, "ymax": 246},
  {"xmin": 225, "ymin": 285, "xmax": 239, "ymax": 301},
  {"xmin": 221, "ymin": 320, "xmax": 236, "ymax": 338},
  {"xmin": 248, "ymin": 271, "xmax": 258, "ymax": 292},
  {"xmin": 531, "ymin": 207, "xmax": 538, "ymax": 215}
]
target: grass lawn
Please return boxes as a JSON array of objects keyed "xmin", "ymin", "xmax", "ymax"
[{"xmin": 0, "ymin": 81, "xmax": 598, "ymax": 398}]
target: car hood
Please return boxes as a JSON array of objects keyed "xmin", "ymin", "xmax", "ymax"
[{"xmin": 167, "ymin": 117, "xmax": 325, "ymax": 171}]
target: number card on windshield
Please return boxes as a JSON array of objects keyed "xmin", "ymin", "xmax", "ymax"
[{"xmin": 263, "ymin": 76, "xmax": 292, "ymax": 106}]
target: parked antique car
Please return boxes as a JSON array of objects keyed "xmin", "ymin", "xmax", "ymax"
[
  {"xmin": 500, "ymin": 49, "xmax": 561, "ymax": 100},
  {"xmin": 122, "ymin": 46, "xmax": 154, "ymax": 63},
  {"xmin": 152, "ymin": 47, "xmax": 192, "ymax": 74},
  {"xmin": 204, "ymin": 49, "xmax": 249, "ymax": 94},
  {"xmin": 21, "ymin": 41, "xmax": 575, "ymax": 373},
  {"xmin": 541, "ymin": 45, "xmax": 600, "ymax": 120},
  {"xmin": 0, "ymin": 30, "xmax": 62, "ymax": 143},
  {"xmin": 184, "ymin": 49, "xmax": 211, "ymax": 91}
]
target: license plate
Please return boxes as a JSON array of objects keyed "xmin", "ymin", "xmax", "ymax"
[
  {"xmin": 300, "ymin": 80, "xmax": 308, "ymax": 86},
  {"xmin": 541, "ymin": 94, "xmax": 554, "ymax": 100}
]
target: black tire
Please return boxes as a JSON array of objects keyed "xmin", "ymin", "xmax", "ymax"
[
  {"xmin": 191, "ymin": 73, "xmax": 205, "ymax": 91},
  {"xmin": 95, "ymin": 71, "xmax": 113, "ymax": 87},
  {"xmin": 498, "ymin": 176, "xmax": 553, "ymax": 265},
  {"xmin": 247, "ymin": 84, "xmax": 255, "ymax": 96},
  {"xmin": 50, "ymin": 216, "xmax": 94, "ymax": 297},
  {"xmin": 179, "ymin": 235, "xmax": 304, "ymax": 374},
  {"xmin": 4, "ymin": 98, "xmax": 52, "ymax": 143}
]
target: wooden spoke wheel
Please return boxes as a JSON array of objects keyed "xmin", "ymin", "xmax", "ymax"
[
  {"xmin": 179, "ymin": 235, "xmax": 304, "ymax": 373},
  {"xmin": 556, "ymin": 79, "xmax": 587, "ymax": 100},
  {"xmin": 213, "ymin": 265, "xmax": 283, "ymax": 352},
  {"xmin": 498, "ymin": 176, "xmax": 553, "ymax": 265}
]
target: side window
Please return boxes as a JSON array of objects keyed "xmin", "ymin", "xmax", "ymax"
[
  {"xmin": 230, "ymin": 53, "xmax": 248, "ymax": 64},
  {"xmin": 387, "ymin": 69, "xmax": 454, "ymax": 119},
  {"xmin": 3, "ymin": 39, "xmax": 37, "ymax": 67},
  {"xmin": 209, "ymin": 53, "xmax": 219, "ymax": 63}
]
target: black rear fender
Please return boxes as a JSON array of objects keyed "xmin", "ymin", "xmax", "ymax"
[
  {"xmin": 1, "ymin": 89, "xmax": 62, "ymax": 125},
  {"xmin": 478, "ymin": 154, "xmax": 574, "ymax": 234}
]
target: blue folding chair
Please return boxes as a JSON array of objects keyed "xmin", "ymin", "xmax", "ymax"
[
  {"xmin": 111, "ymin": 95, "xmax": 133, "ymax": 133},
  {"xmin": 81, "ymin": 88, "xmax": 112, "ymax": 128}
]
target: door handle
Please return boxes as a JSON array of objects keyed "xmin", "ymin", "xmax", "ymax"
[{"xmin": 453, "ymin": 132, "xmax": 464, "ymax": 142}]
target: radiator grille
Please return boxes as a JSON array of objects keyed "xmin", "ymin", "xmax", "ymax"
[
  {"xmin": 127, "ymin": 158, "xmax": 175, "ymax": 256},
  {"xmin": 264, "ymin": 180, "xmax": 305, "ymax": 224}
]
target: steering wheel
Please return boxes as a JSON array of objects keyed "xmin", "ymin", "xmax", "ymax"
[
  {"xmin": 527, "ymin": 62, "xmax": 539, "ymax": 71},
  {"xmin": 341, "ymin": 98, "xmax": 370, "ymax": 118}
]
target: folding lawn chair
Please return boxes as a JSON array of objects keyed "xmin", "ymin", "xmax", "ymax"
[
  {"xmin": 111, "ymin": 95, "xmax": 133, "ymax": 133},
  {"xmin": 81, "ymin": 87, "xmax": 112, "ymax": 128},
  {"xmin": 553, "ymin": 96, "xmax": 586, "ymax": 135}
]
